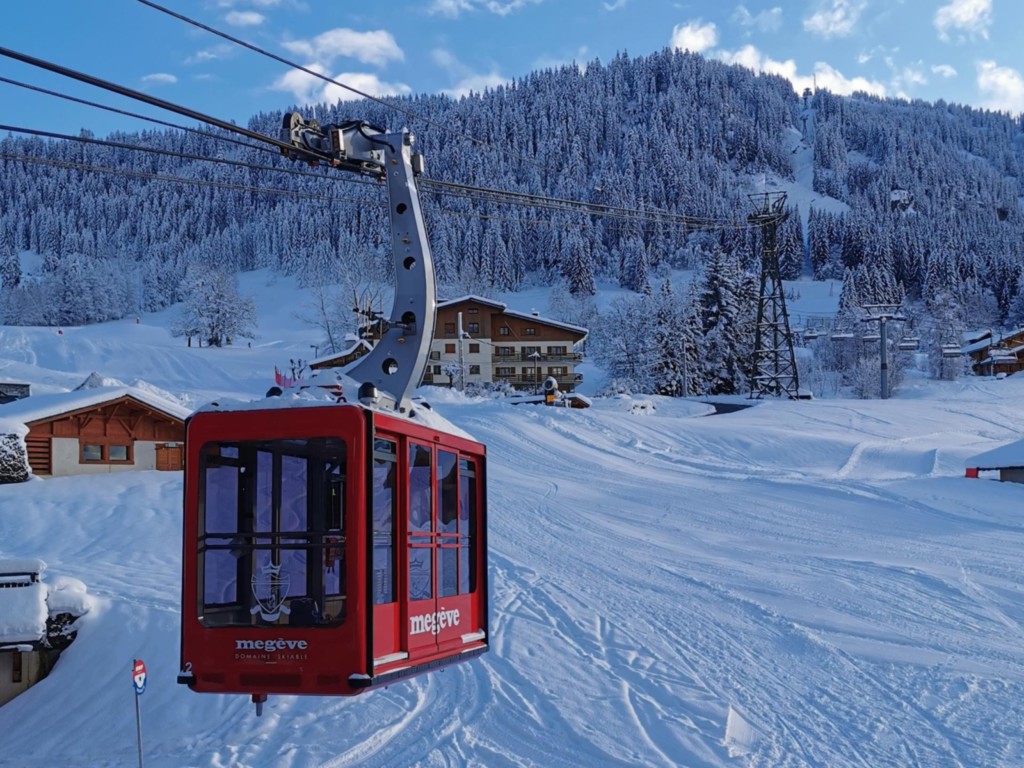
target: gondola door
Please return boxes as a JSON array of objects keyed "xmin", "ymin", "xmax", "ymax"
[
  {"xmin": 406, "ymin": 440, "xmax": 439, "ymax": 657},
  {"xmin": 370, "ymin": 436, "xmax": 402, "ymax": 667}
]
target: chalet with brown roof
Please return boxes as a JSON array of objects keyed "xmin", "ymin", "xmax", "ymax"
[
  {"xmin": 424, "ymin": 296, "xmax": 588, "ymax": 392},
  {"xmin": 961, "ymin": 328, "xmax": 1024, "ymax": 377},
  {"xmin": 0, "ymin": 387, "xmax": 189, "ymax": 477}
]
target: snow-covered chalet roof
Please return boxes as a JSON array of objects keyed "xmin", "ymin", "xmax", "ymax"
[
  {"xmin": 961, "ymin": 328, "xmax": 1024, "ymax": 354},
  {"xmin": 438, "ymin": 295, "xmax": 588, "ymax": 337},
  {"xmin": 966, "ymin": 438, "xmax": 1024, "ymax": 470},
  {"xmin": 0, "ymin": 559, "xmax": 47, "ymax": 646},
  {"xmin": 437, "ymin": 295, "xmax": 506, "ymax": 310},
  {"xmin": 0, "ymin": 386, "xmax": 192, "ymax": 433}
]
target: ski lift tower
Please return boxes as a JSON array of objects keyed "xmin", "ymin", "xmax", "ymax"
[
  {"xmin": 861, "ymin": 304, "xmax": 903, "ymax": 399},
  {"xmin": 748, "ymin": 191, "xmax": 801, "ymax": 399}
]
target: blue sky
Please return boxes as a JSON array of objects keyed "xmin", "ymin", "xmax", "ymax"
[{"xmin": 2, "ymin": 0, "xmax": 1023, "ymax": 137}]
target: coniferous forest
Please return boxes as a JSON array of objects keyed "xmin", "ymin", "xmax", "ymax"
[{"xmin": 1, "ymin": 48, "xmax": 1022, "ymax": 396}]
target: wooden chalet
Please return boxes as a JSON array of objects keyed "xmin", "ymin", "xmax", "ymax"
[
  {"xmin": 425, "ymin": 296, "xmax": 589, "ymax": 392},
  {"xmin": 961, "ymin": 328, "xmax": 1024, "ymax": 377},
  {"xmin": 0, "ymin": 387, "xmax": 189, "ymax": 477}
]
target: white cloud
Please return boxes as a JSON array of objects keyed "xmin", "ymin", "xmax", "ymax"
[
  {"xmin": 932, "ymin": 64, "xmax": 958, "ymax": 78},
  {"xmin": 185, "ymin": 44, "xmax": 235, "ymax": 65},
  {"xmin": 215, "ymin": 0, "xmax": 284, "ymax": 6},
  {"xmin": 323, "ymin": 73, "xmax": 413, "ymax": 103},
  {"xmin": 430, "ymin": 0, "xmax": 473, "ymax": 17},
  {"xmin": 282, "ymin": 28, "xmax": 403, "ymax": 68},
  {"xmin": 934, "ymin": 0, "xmax": 991, "ymax": 42},
  {"xmin": 531, "ymin": 46, "xmax": 591, "ymax": 73},
  {"xmin": 889, "ymin": 64, "xmax": 927, "ymax": 98},
  {"xmin": 603, "ymin": 0, "xmax": 630, "ymax": 9},
  {"xmin": 803, "ymin": 0, "xmax": 867, "ymax": 39},
  {"xmin": 443, "ymin": 73, "xmax": 509, "ymax": 99},
  {"xmin": 141, "ymin": 73, "xmax": 177, "ymax": 85},
  {"xmin": 716, "ymin": 44, "xmax": 886, "ymax": 98},
  {"xmin": 732, "ymin": 5, "xmax": 782, "ymax": 33},
  {"xmin": 225, "ymin": 11, "xmax": 265, "ymax": 26},
  {"xmin": 670, "ymin": 20, "xmax": 718, "ymax": 54},
  {"xmin": 271, "ymin": 64, "xmax": 411, "ymax": 105},
  {"xmin": 428, "ymin": 0, "xmax": 542, "ymax": 18},
  {"xmin": 432, "ymin": 48, "xmax": 510, "ymax": 98},
  {"xmin": 976, "ymin": 60, "xmax": 1024, "ymax": 115}
]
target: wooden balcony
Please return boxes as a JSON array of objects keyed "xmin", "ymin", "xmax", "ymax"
[
  {"xmin": 494, "ymin": 373, "xmax": 583, "ymax": 388},
  {"xmin": 492, "ymin": 351, "xmax": 583, "ymax": 363}
]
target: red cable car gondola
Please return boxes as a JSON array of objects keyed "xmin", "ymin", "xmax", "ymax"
[{"xmin": 178, "ymin": 116, "xmax": 488, "ymax": 713}]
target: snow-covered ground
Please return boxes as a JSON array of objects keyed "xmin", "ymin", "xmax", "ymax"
[{"xmin": 1, "ymin": 274, "xmax": 1023, "ymax": 767}]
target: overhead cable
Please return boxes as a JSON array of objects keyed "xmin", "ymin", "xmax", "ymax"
[
  {"xmin": 0, "ymin": 75, "xmax": 277, "ymax": 157},
  {"xmin": 0, "ymin": 45, "xmax": 323, "ymax": 166}
]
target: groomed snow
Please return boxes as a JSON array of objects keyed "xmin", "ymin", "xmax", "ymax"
[{"xmin": 0, "ymin": 272, "xmax": 1023, "ymax": 767}]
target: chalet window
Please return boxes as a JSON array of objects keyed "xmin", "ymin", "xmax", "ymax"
[
  {"xmin": 524, "ymin": 346, "xmax": 541, "ymax": 355},
  {"xmin": 498, "ymin": 327, "xmax": 511, "ymax": 336},
  {"xmin": 548, "ymin": 367, "xmax": 567, "ymax": 376},
  {"xmin": 468, "ymin": 308, "xmax": 479, "ymax": 314},
  {"xmin": 432, "ymin": 365, "xmax": 441, "ymax": 375},
  {"xmin": 469, "ymin": 365, "xmax": 481, "ymax": 375},
  {"xmin": 81, "ymin": 442, "xmax": 133, "ymax": 464},
  {"xmin": 497, "ymin": 346, "xmax": 514, "ymax": 356},
  {"xmin": 444, "ymin": 343, "xmax": 456, "ymax": 354},
  {"xmin": 12, "ymin": 650, "xmax": 22, "ymax": 683},
  {"xmin": 496, "ymin": 367, "xmax": 515, "ymax": 376},
  {"xmin": 524, "ymin": 328, "xmax": 537, "ymax": 336},
  {"xmin": 469, "ymin": 343, "xmax": 480, "ymax": 354},
  {"xmin": 547, "ymin": 346, "xmax": 566, "ymax": 355},
  {"xmin": 429, "ymin": 351, "xmax": 440, "ymax": 360},
  {"xmin": 467, "ymin": 322, "xmax": 480, "ymax": 334},
  {"xmin": 444, "ymin": 323, "xmax": 456, "ymax": 335}
]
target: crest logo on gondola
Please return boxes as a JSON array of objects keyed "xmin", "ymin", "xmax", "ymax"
[{"xmin": 251, "ymin": 563, "xmax": 291, "ymax": 622}]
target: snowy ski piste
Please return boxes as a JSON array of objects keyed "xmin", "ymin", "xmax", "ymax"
[{"xmin": 1, "ymin": 272, "xmax": 1023, "ymax": 767}]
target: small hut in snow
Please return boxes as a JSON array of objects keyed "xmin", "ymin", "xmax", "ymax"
[
  {"xmin": 0, "ymin": 559, "xmax": 90, "ymax": 707},
  {"xmin": 0, "ymin": 385, "xmax": 190, "ymax": 479},
  {"xmin": 965, "ymin": 439, "xmax": 1024, "ymax": 483}
]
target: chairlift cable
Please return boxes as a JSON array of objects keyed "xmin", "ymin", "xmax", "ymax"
[
  {"xmin": 0, "ymin": 45, "xmax": 324, "ymax": 166},
  {"xmin": 0, "ymin": 152, "xmax": 383, "ymax": 206},
  {"xmin": 0, "ymin": 75, "xmax": 279, "ymax": 157},
  {"xmin": 0, "ymin": 124, "xmax": 385, "ymax": 190}
]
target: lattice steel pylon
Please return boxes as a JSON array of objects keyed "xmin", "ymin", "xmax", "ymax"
[{"xmin": 748, "ymin": 192, "xmax": 801, "ymax": 399}]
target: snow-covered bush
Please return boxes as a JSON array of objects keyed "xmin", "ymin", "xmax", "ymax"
[
  {"xmin": 464, "ymin": 380, "xmax": 517, "ymax": 399},
  {"xmin": 0, "ymin": 432, "xmax": 30, "ymax": 484},
  {"xmin": 597, "ymin": 378, "xmax": 639, "ymax": 397}
]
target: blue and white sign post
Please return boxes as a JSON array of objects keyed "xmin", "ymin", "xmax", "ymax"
[{"xmin": 132, "ymin": 659, "xmax": 146, "ymax": 768}]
